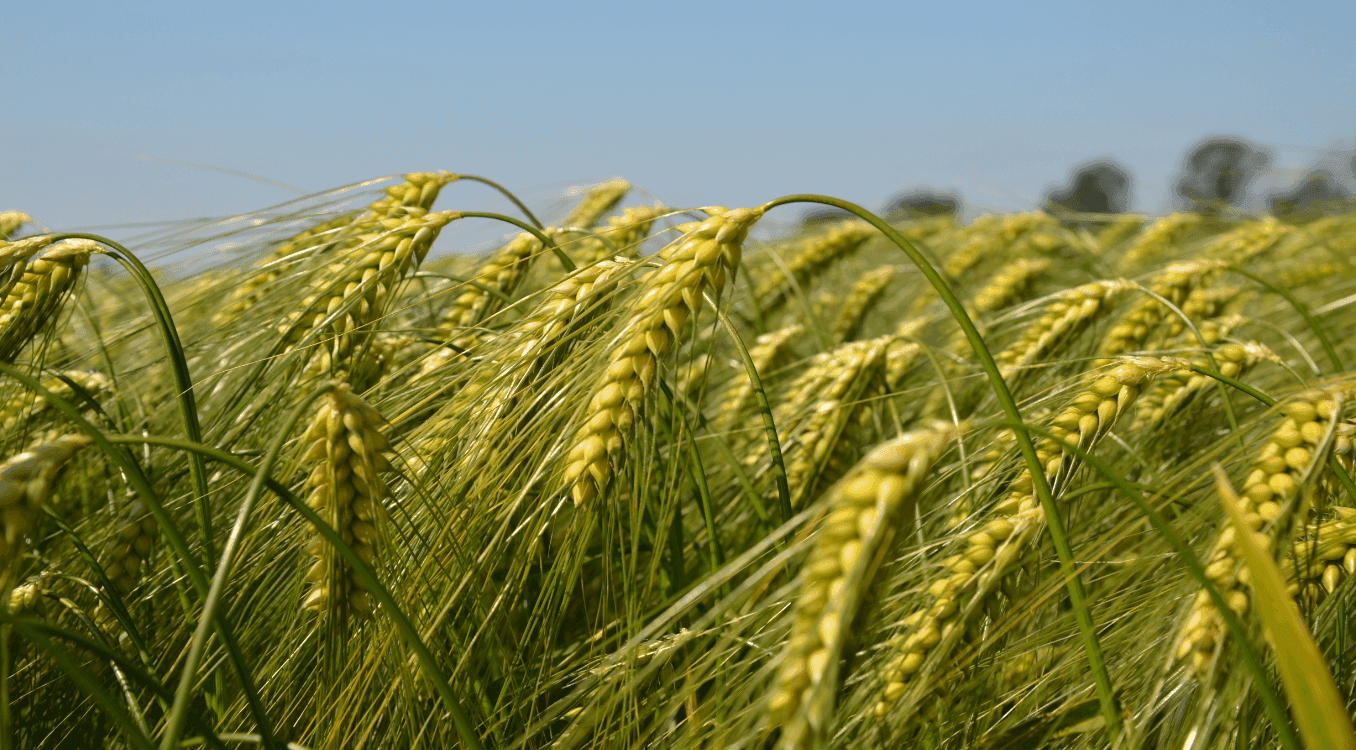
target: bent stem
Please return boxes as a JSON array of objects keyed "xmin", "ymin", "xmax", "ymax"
[
  {"xmin": 756, "ymin": 194, "xmax": 1123, "ymax": 740},
  {"xmin": 49, "ymin": 233, "xmax": 215, "ymax": 565},
  {"xmin": 457, "ymin": 211, "xmax": 575, "ymax": 272},
  {"xmin": 453, "ymin": 174, "xmax": 544, "ymax": 230}
]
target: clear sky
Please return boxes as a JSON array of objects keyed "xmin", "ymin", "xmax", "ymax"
[{"xmin": 4, "ymin": 0, "xmax": 1355, "ymax": 241}]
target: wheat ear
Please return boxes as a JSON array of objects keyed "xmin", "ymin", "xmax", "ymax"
[
  {"xmin": 1096, "ymin": 259, "xmax": 1226, "ymax": 361},
  {"xmin": 221, "ymin": 171, "xmax": 457, "ymax": 321},
  {"xmin": 283, "ymin": 209, "xmax": 454, "ymax": 375},
  {"xmin": 1116, "ymin": 212, "xmax": 1203, "ymax": 270},
  {"xmin": 832, "ymin": 266, "xmax": 897, "ymax": 342},
  {"xmin": 769, "ymin": 426, "xmax": 955, "ymax": 748},
  {"xmin": 0, "ymin": 370, "xmax": 110, "ymax": 436},
  {"xmin": 560, "ymin": 179, "xmax": 630, "ymax": 229},
  {"xmin": 874, "ymin": 362, "xmax": 1155, "ymax": 714},
  {"xmin": 567, "ymin": 205, "xmax": 663, "ymax": 267},
  {"xmin": 0, "ymin": 239, "xmax": 100, "ymax": 363},
  {"xmin": 300, "ymin": 384, "xmax": 394, "ymax": 622},
  {"xmin": 996, "ymin": 280, "xmax": 1131, "ymax": 373},
  {"xmin": 0, "ymin": 212, "xmax": 29, "ymax": 241},
  {"xmin": 1202, "ymin": 216, "xmax": 1294, "ymax": 264},
  {"xmin": 971, "ymin": 258, "xmax": 1050, "ymax": 314},
  {"xmin": 563, "ymin": 208, "xmax": 761, "ymax": 508},
  {"xmin": 754, "ymin": 220, "xmax": 874, "ymax": 313},
  {"xmin": 1162, "ymin": 285, "xmax": 1240, "ymax": 340},
  {"xmin": 5, "ymin": 577, "xmax": 41, "ymax": 616},
  {"xmin": 1, "ymin": 435, "xmax": 91, "ymax": 583},
  {"xmin": 1281, "ymin": 499, "xmax": 1356, "ymax": 607},
  {"xmin": 1091, "ymin": 214, "xmax": 1146, "ymax": 251},
  {"xmin": 435, "ymin": 181, "xmax": 627, "ymax": 338},
  {"xmin": 443, "ymin": 258, "xmax": 635, "ymax": 444},
  {"xmin": 1175, "ymin": 388, "xmax": 1350, "ymax": 674},
  {"xmin": 781, "ymin": 337, "xmax": 892, "ymax": 508},
  {"xmin": 942, "ymin": 212, "xmax": 1057, "ymax": 279},
  {"xmin": 1133, "ymin": 338, "xmax": 1276, "ymax": 431}
]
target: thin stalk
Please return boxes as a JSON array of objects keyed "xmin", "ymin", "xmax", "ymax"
[
  {"xmin": 708, "ymin": 301, "xmax": 792, "ymax": 524},
  {"xmin": 756, "ymin": 194, "xmax": 1123, "ymax": 740}
]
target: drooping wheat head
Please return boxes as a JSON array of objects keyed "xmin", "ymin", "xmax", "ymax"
[
  {"xmin": 220, "ymin": 171, "xmax": 458, "ymax": 322},
  {"xmin": 1096, "ymin": 259, "xmax": 1227, "ymax": 362},
  {"xmin": 299, "ymin": 384, "xmax": 394, "ymax": 623},
  {"xmin": 0, "ymin": 212, "xmax": 29, "ymax": 241},
  {"xmin": 995, "ymin": 280, "xmax": 1132, "ymax": 374},
  {"xmin": 971, "ymin": 258, "xmax": 1051, "ymax": 314},
  {"xmin": 769, "ymin": 425, "xmax": 956, "ymax": 748},
  {"xmin": 754, "ymin": 220, "xmax": 874, "ymax": 314},
  {"xmin": 942, "ymin": 212, "xmax": 1058, "ymax": 280},
  {"xmin": 1092, "ymin": 214, "xmax": 1146, "ymax": 251},
  {"xmin": 780, "ymin": 337, "xmax": 892, "ymax": 508},
  {"xmin": 1201, "ymin": 215, "xmax": 1295, "ymax": 264},
  {"xmin": 0, "ymin": 239, "xmax": 100, "ymax": 363},
  {"xmin": 282, "ymin": 209, "xmax": 455, "ymax": 377},
  {"xmin": 1133, "ymin": 338, "xmax": 1278, "ymax": 432},
  {"xmin": 0, "ymin": 369, "xmax": 110, "ymax": 440},
  {"xmin": 1116, "ymin": 212, "xmax": 1204, "ymax": 271},
  {"xmin": 563, "ymin": 208, "xmax": 761, "ymax": 508},
  {"xmin": 832, "ymin": 266, "xmax": 897, "ymax": 342},
  {"xmin": 1175, "ymin": 387, "xmax": 1351, "ymax": 675},
  {"xmin": 429, "ymin": 258, "xmax": 636, "ymax": 456},
  {"xmin": 0, "ymin": 434, "xmax": 92, "ymax": 587},
  {"xmin": 566, "ymin": 204, "xmax": 663, "ymax": 267},
  {"xmin": 559, "ymin": 179, "xmax": 631, "ymax": 230},
  {"xmin": 873, "ymin": 362, "xmax": 1155, "ymax": 714}
]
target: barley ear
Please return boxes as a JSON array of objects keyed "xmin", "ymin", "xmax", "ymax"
[
  {"xmin": 564, "ymin": 208, "xmax": 761, "ymax": 507},
  {"xmin": 300, "ymin": 384, "xmax": 394, "ymax": 624},
  {"xmin": 560, "ymin": 179, "xmax": 630, "ymax": 229},
  {"xmin": 0, "ymin": 212, "xmax": 29, "ymax": 241},
  {"xmin": 769, "ymin": 425, "xmax": 955, "ymax": 749},
  {"xmin": 0, "ymin": 239, "xmax": 99, "ymax": 362},
  {"xmin": 1176, "ymin": 388, "xmax": 1350, "ymax": 674},
  {"xmin": 1, "ymin": 435, "xmax": 92, "ymax": 585}
]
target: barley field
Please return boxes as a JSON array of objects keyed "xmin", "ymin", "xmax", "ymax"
[{"xmin": 3, "ymin": 173, "xmax": 1356, "ymax": 749}]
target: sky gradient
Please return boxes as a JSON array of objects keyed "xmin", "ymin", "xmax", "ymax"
[{"xmin": 5, "ymin": 1, "xmax": 1355, "ymax": 248}]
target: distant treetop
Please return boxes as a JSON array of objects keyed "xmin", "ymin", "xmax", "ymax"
[{"xmin": 1044, "ymin": 159, "xmax": 1132, "ymax": 220}]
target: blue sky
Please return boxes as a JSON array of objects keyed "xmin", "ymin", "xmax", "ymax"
[{"xmin": 4, "ymin": 1, "xmax": 1355, "ymax": 241}]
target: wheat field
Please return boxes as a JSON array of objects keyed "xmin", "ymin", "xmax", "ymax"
[{"xmin": 2, "ymin": 173, "xmax": 1356, "ymax": 749}]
